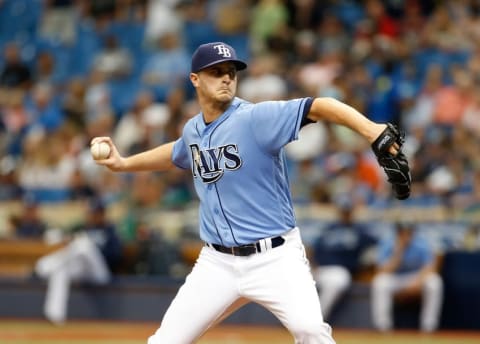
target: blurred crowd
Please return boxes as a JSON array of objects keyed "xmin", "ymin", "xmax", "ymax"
[{"xmin": 1, "ymin": 0, "xmax": 480, "ymax": 275}]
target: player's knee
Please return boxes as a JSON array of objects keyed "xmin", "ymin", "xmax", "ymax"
[
  {"xmin": 332, "ymin": 268, "xmax": 351, "ymax": 291},
  {"xmin": 315, "ymin": 267, "xmax": 351, "ymax": 292},
  {"xmin": 424, "ymin": 273, "xmax": 443, "ymax": 293},
  {"xmin": 372, "ymin": 273, "xmax": 392, "ymax": 291}
]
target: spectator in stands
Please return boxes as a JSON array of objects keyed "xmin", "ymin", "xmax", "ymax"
[
  {"xmin": 462, "ymin": 223, "xmax": 480, "ymax": 252},
  {"xmin": 371, "ymin": 222, "xmax": 443, "ymax": 332},
  {"xmin": 113, "ymin": 89, "xmax": 170, "ymax": 155},
  {"xmin": 141, "ymin": 31, "xmax": 190, "ymax": 102},
  {"xmin": 26, "ymin": 82, "xmax": 64, "ymax": 133},
  {"xmin": 160, "ymin": 168, "xmax": 195, "ymax": 209},
  {"xmin": 209, "ymin": 0, "xmax": 249, "ymax": 37},
  {"xmin": 238, "ymin": 54, "xmax": 288, "ymax": 102},
  {"xmin": 17, "ymin": 129, "xmax": 76, "ymax": 203},
  {"xmin": 296, "ymin": 47, "xmax": 343, "ymax": 98},
  {"xmin": 34, "ymin": 197, "xmax": 123, "ymax": 324},
  {"xmin": 432, "ymin": 66, "xmax": 474, "ymax": 128},
  {"xmin": 87, "ymin": 0, "xmax": 116, "ymax": 24},
  {"xmin": 69, "ymin": 166, "xmax": 97, "ymax": 200},
  {"xmin": 451, "ymin": 169, "xmax": 480, "ymax": 211},
  {"xmin": 290, "ymin": 30, "xmax": 318, "ymax": 66},
  {"xmin": 316, "ymin": 16, "xmax": 351, "ymax": 60},
  {"xmin": 61, "ymin": 77, "xmax": 87, "ymax": 132},
  {"xmin": 311, "ymin": 200, "xmax": 377, "ymax": 319},
  {"xmin": 38, "ymin": 0, "xmax": 77, "ymax": 46},
  {"xmin": 362, "ymin": 0, "xmax": 401, "ymax": 40},
  {"xmin": 34, "ymin": 51, "xmax": 60, "ymax": 86},
  {"xmin": 284, "ymin": 120, "xmax": 327, "ymax": 203},
  {"xmin": 401, "ymin": 64, "xmax": 443, "ymax": 132},
  {"xmin": 128, "ymin": 171, "xmax": 165, "ymax": 209},
  {"xmin": 0, "ymin": 42, "xmax": 32, "ymax": 90},
  {"xmin": 0, "ymin": 89, "xmax": 31, "ymax": 156},
  {"xmin": 162, "ymin": 88, "xmax": 193, "ymax": 142},
  {"xmin": 249, "ymin": 0, "xmax": 289, "ymax": 54},
  {"xmin": 92, "ymin": 35, "xmax": 133, "ymax": 80},
  {"xmin": 143, "ymin": 0, "xmax": 183, "ymax": 48},
  {"xmin": 422, "ymin": 4, "xmax": 471, "ymax": 53},
  {"xmin": 351, "ymin": 146, "xmax": 383, "ymax": 201},
  {"xmin": 285, "ymin": 0, "xmax": 324, "ymax": 32},
  {"xmin": 0, "ymin": 155, "xmax": 22, "ymax": 200},
  {"xmin": 84, "ymin": 69, "xmax": 113, "ymax": 124},
  {"xmin": 461, "ymin": 84, "xmax": 480, "ymax": 138},
  {"xmin": 9, "ymin": 195, "xmax": 47, "ymax": 239}
]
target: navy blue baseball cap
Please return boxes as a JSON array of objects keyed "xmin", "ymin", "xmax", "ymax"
[{"xmin": 191, "ymin": 42, "xmax": 247, "ymax": 73}]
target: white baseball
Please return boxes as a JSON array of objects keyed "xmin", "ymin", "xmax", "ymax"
[{"xmin": 91, "ymin": 141, "xmax": 111, "ymax": 160}]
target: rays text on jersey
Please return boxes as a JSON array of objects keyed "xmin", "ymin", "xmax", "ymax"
[{"xmin": 189, "ymin": 144, "xmax": 242, "ymax": 183}]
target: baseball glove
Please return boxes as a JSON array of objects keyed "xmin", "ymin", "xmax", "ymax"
[{"xmin": 371, "ymin": 123, "xmax": 411, "ymax": 200}]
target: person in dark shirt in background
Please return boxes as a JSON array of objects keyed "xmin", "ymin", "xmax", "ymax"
[
  {"xmin": 10, "ymin": 195, "xmax": 46, "ymax": 239},
  {"xmin": 70, "ymin": 198, "xmax": 123, "ymax": 272},
  {"xmin": 311, "ymin": 199, "xmax": 377, "ymax": 320},
  {"xmin": 34, "ymin": 197, "xmax": 123, "ymax": 324},
  {"xmin": 0, "ymin": 43, "xmax": 31, "ymax": 89}
]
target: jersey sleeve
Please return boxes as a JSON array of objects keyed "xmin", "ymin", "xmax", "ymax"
[
  {"xmin": 250, "ymin": 97, "xmax": 313, "ymax": 153},
  {"xmin": 171, "ymin": 137, "xmax": 190, "ymax": 169}
]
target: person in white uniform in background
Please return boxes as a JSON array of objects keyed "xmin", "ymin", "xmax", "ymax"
[
  {"xmin": 371, "ymin": 222, "xmax": 443, "ymax": 332},
  {"xmin": 35, "ymin": 198, "xmax": 122, "ymax": 324}
]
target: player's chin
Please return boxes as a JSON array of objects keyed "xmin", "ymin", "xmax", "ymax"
[{"xmin": 216, "ymin": 92, "xmax": 234, "ymax": 103}]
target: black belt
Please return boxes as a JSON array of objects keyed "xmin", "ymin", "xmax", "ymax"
[{"xmin": 208, "ymin": 236, "xmax": 285, "ymax": 256}]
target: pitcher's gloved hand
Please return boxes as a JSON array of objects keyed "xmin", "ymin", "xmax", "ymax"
[{"xmin": 371, "ymin": 123, "xmax": 411, "ymax": 200}]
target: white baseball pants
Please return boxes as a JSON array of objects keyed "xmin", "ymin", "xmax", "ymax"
[
  {"xmin": 35, "ymin": 233, "xmax": 111, "ymax": 324},
  {"xmin": 148, "ymin": 228, "xmax": 336, "ymax": 344},
  {"xmin": 313, "ymin": 265, "xmax": 352, "ymax": 320},
  {"xmin": 371, "ymin": 272, "xmax": 443, "ymax": 332}
]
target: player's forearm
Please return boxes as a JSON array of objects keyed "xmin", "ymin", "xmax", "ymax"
[
  {"xmin": 121, "ymin": 142, "xmax": 176, "ymax": 172},
  {"xmin": 309, "ymin": 97, "xmax": 386, "ymax": 143},
  {"xmin": 377, "ymin": 251, "xmax": 404, "ymax": 273},
  {"xmin": 378, "ymin": 260, "xmax": 399, "ymax": 274},
  {"xmin": 417, "ymin": 262, "xmax": 436, "ymax": 278},
  {"xmin": 406, "ymin": 263, "xmax": 437, "ymax": 288}
]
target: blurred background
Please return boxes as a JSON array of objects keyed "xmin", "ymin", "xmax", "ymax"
[{"xmin": 0, "ymin": 0, "xmax": 479, "ymax": 334}]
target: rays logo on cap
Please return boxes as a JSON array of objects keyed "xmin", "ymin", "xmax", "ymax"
[
  {"xmin": 213, "ymin": 44, "xmax": 232, "ymax": 57},
  {"xmin": 191, "ymin": 41, "xmax": 247, "ymax": 72}
]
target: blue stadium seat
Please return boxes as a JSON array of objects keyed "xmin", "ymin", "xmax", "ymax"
[
  {"xmin": 0, "ymin": 0, "xmax": 42, "ymax": 43},
  {"xmin": 183, "ymin": 20, "xmax": 222, "ymax": 54},
  {"xmin": 217, "ymin": 33, "xmax": 249, "ymax": 62},
  {"xmin": 69, "ymin": 21, "xmax": 102, "ymax": 76},
  {"xmin": 108, "ymin": 77, "xmax": 141, "ymax": 117},
  {"xmin": 25, "ymin": 189, "xmax": 71, "ymax": 203}
]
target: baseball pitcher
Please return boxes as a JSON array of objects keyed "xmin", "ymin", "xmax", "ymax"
[{"xmin": 92, "ymin": 42, "xmax": 410, "ymax": 343}]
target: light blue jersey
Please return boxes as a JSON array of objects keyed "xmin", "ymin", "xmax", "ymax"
[
  {"xmin": 377, "ymin": 233, "xmax": 434, "ymax": 274},
  {"xmin": 172, "ymin": 97, "xmax": 313, "ymax": 246}
]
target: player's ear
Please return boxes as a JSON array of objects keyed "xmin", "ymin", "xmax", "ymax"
[{"xmin": 190, "ymin": 72, "xmax": 199, "ymax": 87}]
